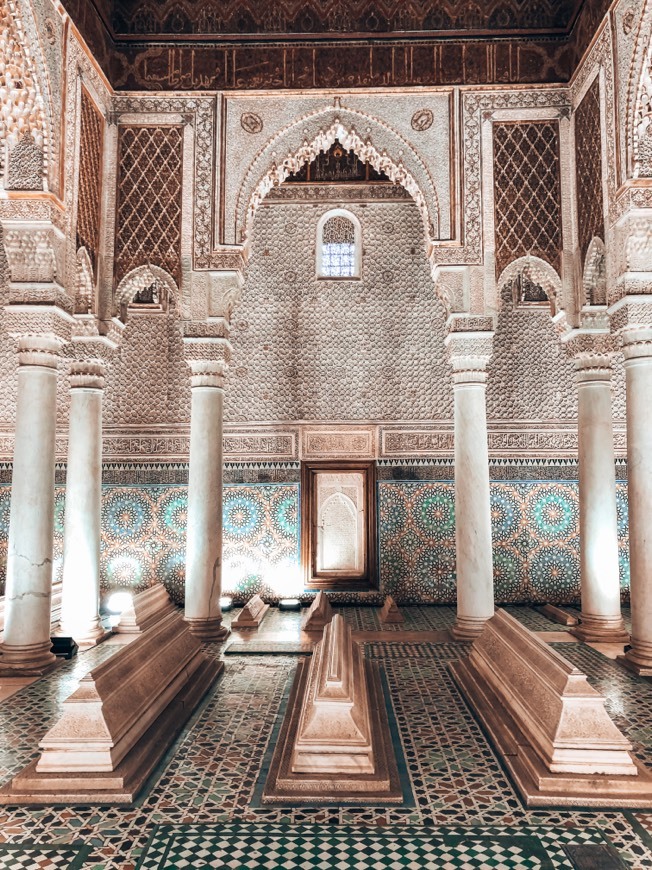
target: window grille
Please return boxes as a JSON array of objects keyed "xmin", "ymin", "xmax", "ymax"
[{"xmin": 321, "ymin": 215, "xmax": 356, "ymax": 278}]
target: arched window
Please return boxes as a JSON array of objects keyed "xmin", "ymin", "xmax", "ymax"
[{"xmin": 317, "ymin": 209, "xmax": 361, "ymax": 278}]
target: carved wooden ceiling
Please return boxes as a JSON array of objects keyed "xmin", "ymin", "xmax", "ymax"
[{"xmin": 63, "ymin": 0, "xmax": 611, "ymax": 89}]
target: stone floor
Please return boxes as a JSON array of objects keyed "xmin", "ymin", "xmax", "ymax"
[{"xmin": 0, "ymin": 605, "xmax": 650, "ymax": 869}]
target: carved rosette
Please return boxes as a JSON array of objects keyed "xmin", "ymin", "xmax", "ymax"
[{"xmin": 68, "ymin": 360, "xmax": 106, "ymax": 391}]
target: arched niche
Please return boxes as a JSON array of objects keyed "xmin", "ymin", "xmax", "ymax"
[
  {"xmin": 583, "ymin": 237, "xmax": 607, "ymax": 306},
  {"xmin": 497, "ymin": 256, "xmax": 562, "ymax": 316},
  {"xmin": 114, "ymin": 264, "xmax": 179, "ymax": 320},
  {"xmin": 235, "ymin": 107, "xmax": 440, "ymax": 250}
]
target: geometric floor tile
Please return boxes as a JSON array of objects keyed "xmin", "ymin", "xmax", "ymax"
[
  {"xmin": 0, "ymin": 843, "xmax": 90, "ymax": 870},
  {"xmin": 135, "ymin": 822, "xmax": 610, "ymax": 869},
  {"xmin": 0, "ymin": 608, "xmax": 651, "ymax": 870}
]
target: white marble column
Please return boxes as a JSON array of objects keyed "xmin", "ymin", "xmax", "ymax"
[
  {"xmin": 0, "ymin": 336, "xmax": 61, "ymax": 673},
  {"xmin": 447, "ymin": 329, "xmax": 495, "ymax": 640},
  {"xmin": 618, "ymin": 328, "xmax": 652, "ymax": 674},
  {"xmin": 184, "ymin": 360, "xmax": 229, "ymax": 640},
  {"xmin": 58, "ymin": 361, "xmax": 107, "ymax": 646},
  {"xmin": 571, "ymin": 353, "xmax": 629, "ymax": 643}
]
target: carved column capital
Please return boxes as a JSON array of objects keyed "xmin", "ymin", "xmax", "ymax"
[
  {"xmin": 445, "ymin": 328, "xmax": 494, "ymax": 386},
  {"xmin": 621, "ymin": 326, "xmax": 652, "ymax": 363},
  {"xmin": 15, "ymin": 335, "xmax": 63, "ymax": 369},
  {"xmin": 68, "ymin": 360, "xmax": 106, "ymax": 391},
  {"xmin": 188, "ymin": 360, "xmax": 227, "ymax": 389}
]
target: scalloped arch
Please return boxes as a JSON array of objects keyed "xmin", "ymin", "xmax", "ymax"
[
  {"xmin": 236, "ymin": 106, "xmax": 440, "ymax": 247},
  {"xmin": 497, "ymin": 256, "xmax": 562, "ymax": 310},
  {"xmin": 115, "ymin": 264, "xmax": 179, "ymax": 308}
]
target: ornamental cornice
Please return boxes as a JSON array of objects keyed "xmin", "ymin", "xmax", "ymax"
[
  {"xmin": 608, "ymin": 295, "xmax": 652, "ymax": 333},
  {"xmin": 563, "ymin": 330, "xmax": 615, "ymax": 359},
  {"xmin": 3, "ymin": 302, "xmax": 74, "ymax": 343}
]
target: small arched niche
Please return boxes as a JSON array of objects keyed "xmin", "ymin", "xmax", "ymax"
[{"xmin": 583, "ymin": 236, "xmax": 607, "ymax": 306}]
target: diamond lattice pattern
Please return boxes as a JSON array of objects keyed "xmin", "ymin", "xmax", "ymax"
[
  {"xmin": 115, "ymin": 125, "xmax": 183, "ymax": 286},
  {"xmin": 493, "ymin": 121, "xmax": 562, "ymax": 278},
  {"xmin": 575, "ymin": 78, "xmax": 604, "ymax": 260},
  {"xmin": 76, "ymin": 88, "xmax": 104, "ymax": 274}
]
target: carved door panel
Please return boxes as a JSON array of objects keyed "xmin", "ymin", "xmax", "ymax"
[{"xmin": 301, "ymin": 461, "xmax": 377, "ymax": 590}]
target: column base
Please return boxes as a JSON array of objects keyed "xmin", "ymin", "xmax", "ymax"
[
  {"xmin": 54, "ymin": 619, "xmax": 112, "ymax": 649},
  {"xmin": 617, "ymin": 639, "xmax": 652, "ymax": 677},
  {"xmin": 184, "ymin": 616, "xmax": 231, "ymax": 642},
  {"xmin": 0, "ymin": 640, "xmax": 62, "ymax": 676},
  {"xmin": 450, "ymin": 615, "xmax": 490, "ymax": 642},
  {"xmin": 570, "ymin": 613, "xmax": 630, "ymax": 644}
]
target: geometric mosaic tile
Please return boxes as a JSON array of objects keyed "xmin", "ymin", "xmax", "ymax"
[
  {"xmin": 0, "ymin": 843, "xmax": 90, "ymax": 870},
  {"xmin": 0, "ymin": 609, "xmax": 650, "ymax": 869},
  {"xmin": 135, "ymin": 822, "xmax": 610, "ymax": 870}
]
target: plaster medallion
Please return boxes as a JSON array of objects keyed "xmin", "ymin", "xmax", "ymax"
[
  {"xmin": 411, "ymin": 108, "xmax": 434, "ymax": 131},
  {"xmin": 240, "ymin": 112, "xmax": 264, "ymax": 134}
]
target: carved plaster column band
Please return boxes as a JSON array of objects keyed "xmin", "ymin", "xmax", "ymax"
[
  {"xmin": 58, "ymin": 361, "xmax": 108, "ymax": 646},
  {"xmin": 571, "ymin": 353, "xmax": 628, "ymax": 643},
  {"xmin": 184, "ymin": 359, "xmax": 229, "ymax": 640},
  {"xmin": 446, "ymin": 327, "xmax": 495, "ymax": 641},
  {"xmin": 619, "ymin": 328, "xmax": 652, "ymax": 675},
  {"xmin": 0, "ymin": 336, "xmax": 62, "ymax": 673}
]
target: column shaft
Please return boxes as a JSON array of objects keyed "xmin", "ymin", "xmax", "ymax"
[
  {"xmin": 452, "ymin": 371, "xmax": 494, "ymax": 640},
  {"xmin": 572, "ymin": 359, "xmax": 628, "ymax": 642},
  {"xmin": 58, "ymin": 363, "xmax": 106, "ymax": 645},
  {"xmin": 184, "ymin": 363, "xmax": 229, "ymax": 640},
  {"xmin": 619, "ymin": 329, "xmax": 652, "ymax": 674},
  {"xmin": 0, "ymin": 337, "xmax": 60, "ymax": 673}
]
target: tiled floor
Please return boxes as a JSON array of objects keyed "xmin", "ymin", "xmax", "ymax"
[{"xmin": 0, "ymin": 606, "xmax": 650, "ymax": 870}]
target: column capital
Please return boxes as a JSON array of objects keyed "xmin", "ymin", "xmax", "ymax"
[
  {"xmin": 69, "ymin": 360, "xmax": 106, "ymax": 390},
  {"xmin": 188, "ymin": 359, "xmax": 227, "ymax": 389},
  {"xmin": 15, "ymin": 335, "xmax": 63, "ymax": 369},
  {"xmin": 563, "ymin": 333, "xmax": 616, "ymax": 384},
  {"xmin": 444, "ymin": 327, "xmax": 494, "ymax": 385},
  {"xmin": 621, "ymin": 326, "xmax": 652, "ymax": 362}
]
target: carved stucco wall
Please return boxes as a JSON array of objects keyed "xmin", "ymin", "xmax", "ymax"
[{"xmin": 226, "ymin": 197, "xmax": 452, "ymax": 422}]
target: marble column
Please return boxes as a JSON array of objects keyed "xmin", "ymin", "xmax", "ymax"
[
  {"xmin": 618, "ymin": 328, "xmax": 652, "ymax": 675},
  {"xmin": 570, "ymin": 353, "xmax": 628, "ymax": 643},
  {"xmin": 58, "ymin": 361, "xmax": 107, "ymax": 646},
  {"xmin": 447, "ymin": 330, "xmax": 495, "ymax": 640},
  {"xmin": 184, "ymin": 360, "xmax": 229, "ymax": 640},
  {"xmin": 0, "ymin": 336, "xmax": 61, "ymax": 673}
]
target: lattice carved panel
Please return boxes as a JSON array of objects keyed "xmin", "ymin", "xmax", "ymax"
[
  {"xmin": 76, "ymin": 88, "xmax": 104, "ymax": 275},
  {"xmin": 575, "ymin": 78, "xmax": 604, "ymax": 259},
  {"xmin": 115, "ymin": 125, "xmax": 183, "ymax": 286},
  {"xmin": 493, "ymin": 121, "xmax": 562, "ymax": 278}
]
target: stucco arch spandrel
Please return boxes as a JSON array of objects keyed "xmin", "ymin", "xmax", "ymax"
[
  {"xmin": 626, "ymin": 0, "xmax": 652, "ymax": 177},
  {"xmin": 235, "ymin": 107, "xmax": 440, "ymax": 248},
  {"xmin": 497, "ymin": 256, "xmax": 563, "ymax": 313}
]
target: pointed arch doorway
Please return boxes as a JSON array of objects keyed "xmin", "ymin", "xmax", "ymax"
[{"xmin": 301, "ymin": 461, "xmax": 378, "ymax": 591}]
